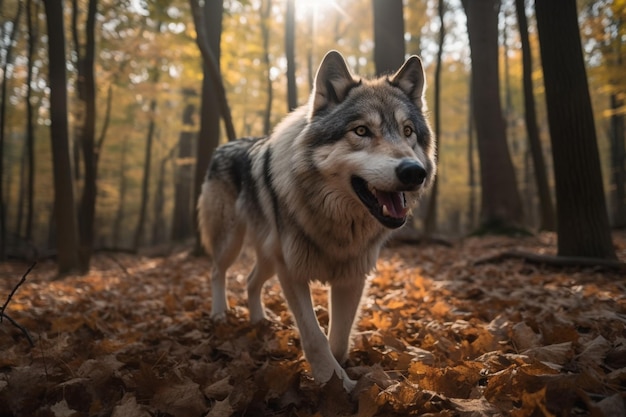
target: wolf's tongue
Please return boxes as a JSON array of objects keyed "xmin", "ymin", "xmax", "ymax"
[{"xmin": 375, "ymin": 191, "xmax": 407, "ymax": 218}]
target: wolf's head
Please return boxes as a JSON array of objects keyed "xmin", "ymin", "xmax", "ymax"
[{"xmin": 300, "ymin": 51, "xmax": 436, "ymax": 229}]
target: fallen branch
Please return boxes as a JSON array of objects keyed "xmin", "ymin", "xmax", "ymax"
[
  {"xmin": 473, "ymin": 250, "xmax": 626, "ymax": 271},
  {"xmin": 1, "ymin": 262, "xmax": 36, "ymax": 346}
]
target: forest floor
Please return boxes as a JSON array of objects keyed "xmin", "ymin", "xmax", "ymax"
[{"xmin": 1, "ymin": 232, "xmax": 625, "ymax": 417}]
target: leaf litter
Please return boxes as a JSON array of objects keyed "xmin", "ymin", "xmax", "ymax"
[{"xmin": 0, "ymin": 232, "xmax": 625, "ymax": 416}]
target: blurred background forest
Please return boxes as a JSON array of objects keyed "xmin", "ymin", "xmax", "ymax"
[{"xmin": 0, "ymin": 0, "xmax": 624, "ymax": 271}]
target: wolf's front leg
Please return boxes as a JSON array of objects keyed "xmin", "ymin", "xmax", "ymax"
[
  {"xmin": 277, "ymin": 267, "xmax": 356, "ymax": 392},
  {"xmin": 328, "ymin": 279, "xmax": 365, "ymax": 364}
]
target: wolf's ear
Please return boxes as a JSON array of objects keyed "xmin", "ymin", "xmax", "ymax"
[
  {"xmin": 311, "ymin": 51, "xmax": 357, "ymax": 116},
  {"xmin": 389, "ymin": 55, "xmax": 426, "ymax": 110}
]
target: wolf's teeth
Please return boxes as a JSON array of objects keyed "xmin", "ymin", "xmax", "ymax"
[{"xmin": 382, "ymin": 204, "xmax": 390, "ymax": 217}]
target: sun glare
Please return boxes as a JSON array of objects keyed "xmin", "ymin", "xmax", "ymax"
[{"xmin": 295, "ymin": 0, "xmax": 345, "ymax": 20}]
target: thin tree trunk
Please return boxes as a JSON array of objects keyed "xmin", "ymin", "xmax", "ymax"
[
  {"xmin": 76, "ymin": 0, "xmax": 98, "ymax": 271},
  {"xmin": 25, "ymin": 0, "xmax": 38, "ymax": 241},
  {"xmin": 0, "ymin": 1, "xmax": 23, "ymax": 260},
  {"xmin": 535, "ymin": 0, "xmax": 616, "ymax": 259},
  {"xmin": 133, "ymin": 94, "xmax": 157, "ymax": 250},
  {"xmin": 112, "ymin": 136, "xmax": 129, "ymax": 248},
  {"xmin": 43, "ymin": 0, "xmax": 80, "ymax": 273},
  {"xmin": 16, "ymin": 143, "xmax": 27, "ymax": 239},
  {"xmin": 467, "ymin": 74, "xmax": 476, "ymax": 232},
  {"xmin": 260, "ymin": 0, "xmax": 273, "ymax": 135},
  {"xmin": 423, "ymin": 0, "xmax": 445, "ymax": 236},
  {"xmin": 285, "ymin": 0, "xmax": 297, "ymax": 111},
  {"xmin": 610, "ymin": 93, "xmax": 626, "ymax": 228},
  {"xmin": 171, "ymin": 103, "xmax": 195, "ymax": 241},
  {"xmin": 261, "ymin": 0, "xmax": 274, "ymax": 135},
  {"xmin": 151, "ymin": 145, "xmax": 174, "ymax": 246},
  {"xmin": 515, "ymin": 0, "xmax": 555, "ymax": 231},
  {"xmin": 97, "ymin": 83, "xmax": 113, "ymax": 156},
  {"xmin": 609, "ymin": 27, "xmax": 625, "ymax": 228},
  {"xmin": 70, "ymin": 0, "xmax": 82, "ymax": 182}
]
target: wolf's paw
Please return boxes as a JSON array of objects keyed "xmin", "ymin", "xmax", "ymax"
[
  {"xmin": 249, "ymin": 310, "xmax": 267, "ymax": 324},
  {"xmin": 342, "ymin": 375, "xmax": 357, "ymax": 392},
  {"xmin": 324, "ymin": 370, "xmax": 357, "ymax": 392},
  {"xmin": 210, "ymin": 311, "xmax": 227, "ymax": 322}
]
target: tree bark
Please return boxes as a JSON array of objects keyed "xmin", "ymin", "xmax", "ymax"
[
  {"xmin": 190, "ymin": 0, "xmax": 226, "ymax": 255},
  {"xmin": 467, "ymin": 77, "xmax": 477, "ymax": 231},
  {"xmin": 133, "ymin": 92, "xmax": 157, "ymax": 251},
  {"xmin": 25, "ymin": 0, "xmax": 38, "ymax": 242},
  {"xmin": 609, "ymin": 92, "xmax": 626, "ymax": 228},
  {"xmin": 75, "ymin": 0, "xmax": 98, "ymax": 271},
  {"xmin": 0, "ymin": 2, "xmax": 23, "ymax": 260},
  {"xmin": 535, "ymin": 0, "xmax": 616, "ymax": 259},
  {"xmin": 43, "ymin": 0, "xmax": 80, "ymax": 273},
  {"xmin": 423, "ymin": 0, "xmax": 445, "ymax": 235},
  {"xmin": 171, "ymin": 103, "xmax": 196, "ymax": 241},
  {"xmin": 372, "ymin": 0, "xmax": 405, "ymax": 75},
  {"xmin": 260, "ymin": 0, "xmax": 273, "ymax": 135},
  {"xmin": 462, "ymin": 0, "xmax": 524, "ymax": 232},
  {"xmin": 112, "ymin": 136, "xmax": 129, "ymax": 248},
  {"xmin": 188, "ymin": 0, "xmax": 235, "ymax": 142},
  {"xmin": 515, "ymin": 0, "xmax": 555, "ymax": 231},
  {"xmin": 285, "ymin": 0, "xmax": 297, "ymax": 111}
]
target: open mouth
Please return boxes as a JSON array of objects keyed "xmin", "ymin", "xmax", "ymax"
[{"xmin": 351, "ymin": 176, "xmax": 408, "ymax": 229}]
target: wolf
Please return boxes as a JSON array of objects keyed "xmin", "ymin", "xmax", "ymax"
[{"xmin": 197, "ymin": 51, "xmax": 436, "ymax": 391}]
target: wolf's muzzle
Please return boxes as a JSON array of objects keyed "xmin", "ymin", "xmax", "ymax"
[{"xmin": 395, "ymin": 160, "xmax": 427, "ymax": 189}]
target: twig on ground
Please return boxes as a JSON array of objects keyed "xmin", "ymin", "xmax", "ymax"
[
  {"xmin": 1, "ymin": 262, "xmax": 36, "ymax": 347},
  {"xmin": 2, "ymin": 313, "xmax": 34, "ymax": 347}
]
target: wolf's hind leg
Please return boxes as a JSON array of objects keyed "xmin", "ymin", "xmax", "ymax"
[
  {"xmin": 328, "ymin": 279, "xmax": 365, "ymax": 364},
  {"xmin": 247, "ymin": 252, "xmax": 275, "ymax": 323},
  {"xmin": 209, "ymin": 221, "xmax": 245, "ymax": 320}
]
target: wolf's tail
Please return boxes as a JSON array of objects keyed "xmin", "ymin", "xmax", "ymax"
[{"xmin": 197, "ymin": 181, "xmax": 213, "ymax": 256}]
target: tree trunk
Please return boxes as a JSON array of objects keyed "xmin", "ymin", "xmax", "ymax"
[
  {"xmin": 152, "ymin": 149, "xmax": 174, "ymax": 246},
  {"xmin": 171, "ymin": 103, "xmax": 196, "ymax": 241},
  {"xmin": 462, "ymin": 0, "xmax": 524, "ymax": 232},
  {"xmin": 467, "ymin": 77, "xmax": 477, "ymax": 232},
  {"xmin": 190, "ymin": 0, "xmax": 226, "ymax": 255},
  {"xmin": 610, "ymin": 92, "xmax": 626, "ymax": 228},
  {"xmin": 75, "ymin": 0, "xmax": 98, "ymax": 271},
  {"xmin": 372, "ymin": 0, "xmax": 405, "ymax": 75},
  {"xmin": 0, "ymin": 1, "xmax": 23, "ymax": 260},
  {"xmin": 25, "ymin": 0, "xmax": 38, "ymax": 242},
  {"xmin": 112, "ymin": 136, "xmax": 129, "ymax": 248},
  {"xmin": 535, "ymin": 0, "xmax": 616, "ymax": 259},
  {"xmin": 423, "ymin": 0, "xmax": 444, "ymax": 236},
  {"xmin": 188, "ymin": 0, "xmax": 235, "ymax": 142},
  {"xmin": 515, "ymin": 0, "xmax": 555, "ymax": 232},
  {"xmin": 260, "ymin": 0, "xmax": 273, "ymax": 135},
  {"xmin": 285, "ymin": 0, "xmax": 297, "ymax": 111},
  {"xmin": 43, "ymin": 0, "xmax": 80, "ymax": 273},
  {"xmin": 134, "ymin": 94, "xmax": 157, "ymax": 250}
]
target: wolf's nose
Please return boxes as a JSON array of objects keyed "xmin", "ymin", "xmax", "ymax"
[{"xmin": 396, "ymin": 160, "xmax": 427, "ymax": 187}]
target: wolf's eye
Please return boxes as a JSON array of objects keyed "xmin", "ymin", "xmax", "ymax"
[
  {"xmin": 403, "ymin": 126, "xmax": 414, "ymax": 137},
  {"xmin": 354, "ymin": 126, "xmax": 370, "ymax": 137}
]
